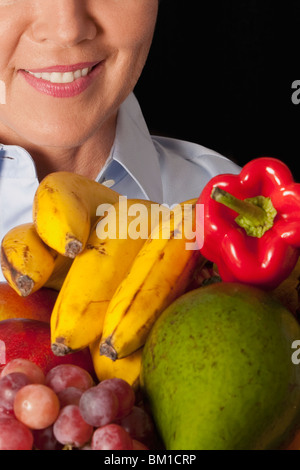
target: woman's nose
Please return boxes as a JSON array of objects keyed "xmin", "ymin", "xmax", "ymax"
[{"xmin": 30, "ymin": 0, "xmax": 98, "ymax": 47}]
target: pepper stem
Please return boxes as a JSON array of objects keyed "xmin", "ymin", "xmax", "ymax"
[{"xmin": 211, "ymin": 186, "xmax": 277, "ymax": 238}]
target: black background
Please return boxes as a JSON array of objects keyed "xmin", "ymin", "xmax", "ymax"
[{"xmin": 134, "ymin": 0, "xmax": 300, "ymax": 181}]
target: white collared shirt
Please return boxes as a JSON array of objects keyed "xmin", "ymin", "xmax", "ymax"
[{"xmin": 0, "ymin": 92, "xmax": 240, "ymax": 282}]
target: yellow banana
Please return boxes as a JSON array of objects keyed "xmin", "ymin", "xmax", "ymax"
[
  {"xmin": 33, "ymin": 171, "xmax": 120, "ymax": 258},
  {"xmin": 44, "ymin": 255, "xmax": 74, "ymax": 292},
  {"xmin": 50, "ymin": 198, "xmax": 157, "ymax": 356},
  {"xmin": 90, "ymin": 339, "xmax": 143, "ymax": 390},
  {"xmin": 0, "ymin": 222, "xmax": 58, "ymax": 297},
  {"xmin": 99, "ymin": 199, "xmax": 205, "ymax": 361}
]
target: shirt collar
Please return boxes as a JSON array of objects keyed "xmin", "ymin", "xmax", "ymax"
[
  {"xmin": 99, "ymin": 93, "xmax": 163, "ymax": 202},
  {"xmin": 0, "ymin": 143, "xmax": 38, "ymax": 178}
]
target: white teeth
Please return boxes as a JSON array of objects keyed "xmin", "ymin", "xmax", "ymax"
[
  {"xmin": 26, "ymin": 67, "xmax": 92, "ymax": 83},
  {"xmin": 50, "ymin": 72, "xmax": 63, "ymax": 84},
  {"xmin": 74, "ymin": 70, "xmax": 82, "ymax": 80}
]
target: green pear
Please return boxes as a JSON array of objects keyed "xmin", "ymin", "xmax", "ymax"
[{"xmin": 141, "ymin": 282, "xmax": 300, "ymax": 450}]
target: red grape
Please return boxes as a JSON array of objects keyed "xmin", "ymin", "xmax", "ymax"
[
  {"xmin": 33, "ymin": 425, "xmax": 63, "ymax": 450},
  {"xmin": 0, "ymin": 372, "xmax": 31, "ymax": 415},
  {"xmin": 53, "ymin": 405, "xmax": 93, "ymax": 448},
  {"xmin": 14, "ymin": 383, "xmax": 60, "ymax": 429},
  {"xmin": 45, "ymin": 364, "xmax": 94, "ymax": 393},
  {"xmin": 57, "ymin": 386, "xmax": 84, "ymax": 407},
  {"xmin": 0, "ymin": 416, "xmax": 33, "ymax": 450},
  {"xmin": 79, "ymin": 385, "xmax": 119, "ymax": 427},
  {"xmin": 91, "ymin": 423, "xmax": 133, "ymax": 450},
  {"xmin": 118, "ymin": 405, "xmax": 155, "ymax": 446},
  {"xmin": 0, "ymin": 357, "xmax": 156, "ymax": 451},
  {"xmin": 1, "ymin": 358, "xmax": 45, "ymax": 384},
  {"xmin": 98, "ymin": 378, "xmax": 135, "ymax": 419}
]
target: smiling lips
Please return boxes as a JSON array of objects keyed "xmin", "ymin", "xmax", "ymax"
[{"xmin": 19, "ymin": 61, "xmax": 104, "ymax": 98}]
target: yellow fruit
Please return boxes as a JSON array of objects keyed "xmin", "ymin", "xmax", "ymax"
[
  {"xmin": 90, "ymin": 339, "xmax": 142, "ymax": 390},
  {"xmin": 0, "ymin": 222, "xmax": 57, "ymax": 297},
  {"xmin": 44, "ymin": 255, "xmax": 74, "ymax": 292},
  {"xmin": 33, "ymin": 171, "xmax": 120, "ymax": 257},
  {"xmin": 99, "ymin": 200, "xmax": 204, "ymax": 360},
  {"xmin": 50, "ymin": 198, "xmax": 156, "ymax": 356}
]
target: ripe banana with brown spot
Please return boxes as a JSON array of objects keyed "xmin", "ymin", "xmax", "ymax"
[
  {"xmin": 0, "ymin": 222, "xmax": 57, "ymax": 297},
  {"xmin": 33, "ymin": 171, "xmax": 120, "ymax": 258},
  {"xmin": 99, "ymin": 199, "xmax": 205, "ymax": 361},
  {"xmin": 0, "ymin": 222, "xmax": 73, "ymax": 296},
  {"xmin": 50, "ymin": 198, "xmax": 157, "ymax": 356},
  {"xmin": 90, "ymin": 339, "xmax": 143, "ymax": 391}
]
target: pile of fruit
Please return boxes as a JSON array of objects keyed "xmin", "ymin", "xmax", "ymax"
[
  {"xmin": 0, "ymin": 358, "xmax": 156, "ymax": 450},
  {"xmin": 0, "ymin": 169, "xmax": 199, "ymax": 450},
  {"xmin": 1, "ymin": 156, "xmax": 300, "ymax": 450},
  {"xmin": 0, "ymin": 169, "xmax": 202, "ymax": 390}
]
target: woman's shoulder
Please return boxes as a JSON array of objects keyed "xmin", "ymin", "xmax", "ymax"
[
  {"xmin": 151, "ymin": 134, "xmax": 240, "ymax": 171},
  {"xmin": 150, "ymin": 134, "xmax": 241, "ymax": 204}
]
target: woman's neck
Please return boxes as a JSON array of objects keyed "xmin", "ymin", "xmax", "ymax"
[
  {"xmin": 29, "ymin": 131, "xmax": 115, "ymax": 181},
  {"xmin": 0, "ymin": 112, "xmax": 117, "ymax": 182}
]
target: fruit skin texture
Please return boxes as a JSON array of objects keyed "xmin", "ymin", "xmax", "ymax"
[
  {"xmin": 0, "ymin": 283, "xmax": 57, "ymax": 323},
  {"xmin": 14, "ymin": 383, "xmax": 60, "ymax": 430},
  {"xmin": 1, "ymin": 220, "xmax": 73, "ymax": 296},
  {"xmin": 0, "ymin": 222, "xmax": 57, "ymax": 297},
  {"xmin": 50, "ymin": 198, "xmax": 154, "ymax": 356},
  {"xmin": 0, "ymin": 318, "xmax": 95, "ymax": 378},
  {"xmin": 90, "ymin": 340, "xmax": 142, "ymax": 391},
  {"xmin": 0, "ymin": 416, "xmax": 33, "ymax": 450},
  {"xmin": 100, "ymin": 201, "xmax": 203, "ymax": 361},
  {"xmin": 33, "ymin": 171, "xmax": 120, "ymax": 258},
  {"xmin": 141, "ymin": 283, "xmax": 300, "ymax": 450}
]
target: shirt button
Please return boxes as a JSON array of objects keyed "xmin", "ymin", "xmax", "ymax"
[{"xmin": 102, "ymin": 179, "xmax": 115, "ymax": 188}]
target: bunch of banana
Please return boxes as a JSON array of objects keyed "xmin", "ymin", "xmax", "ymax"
[
  {"xmin": 99, "ymin": 199, "xmax": 205, "ymax": 361},
  {"xmin": 50, "ymin": 198, "xmax": 156, "ymax": 356},
  {"xmin": 33, "ymin": 171, "xmax": 120, "ymax": 258}
]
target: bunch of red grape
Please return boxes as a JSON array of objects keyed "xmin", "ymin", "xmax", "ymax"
[{"xmin": 0, "ymin": 358, "xmax": 156, "ymax": 450}]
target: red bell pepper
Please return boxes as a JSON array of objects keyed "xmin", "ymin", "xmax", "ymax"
[{"xmin": 197, "ymin": 157, "xmax": 300, "ymax": 290}]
